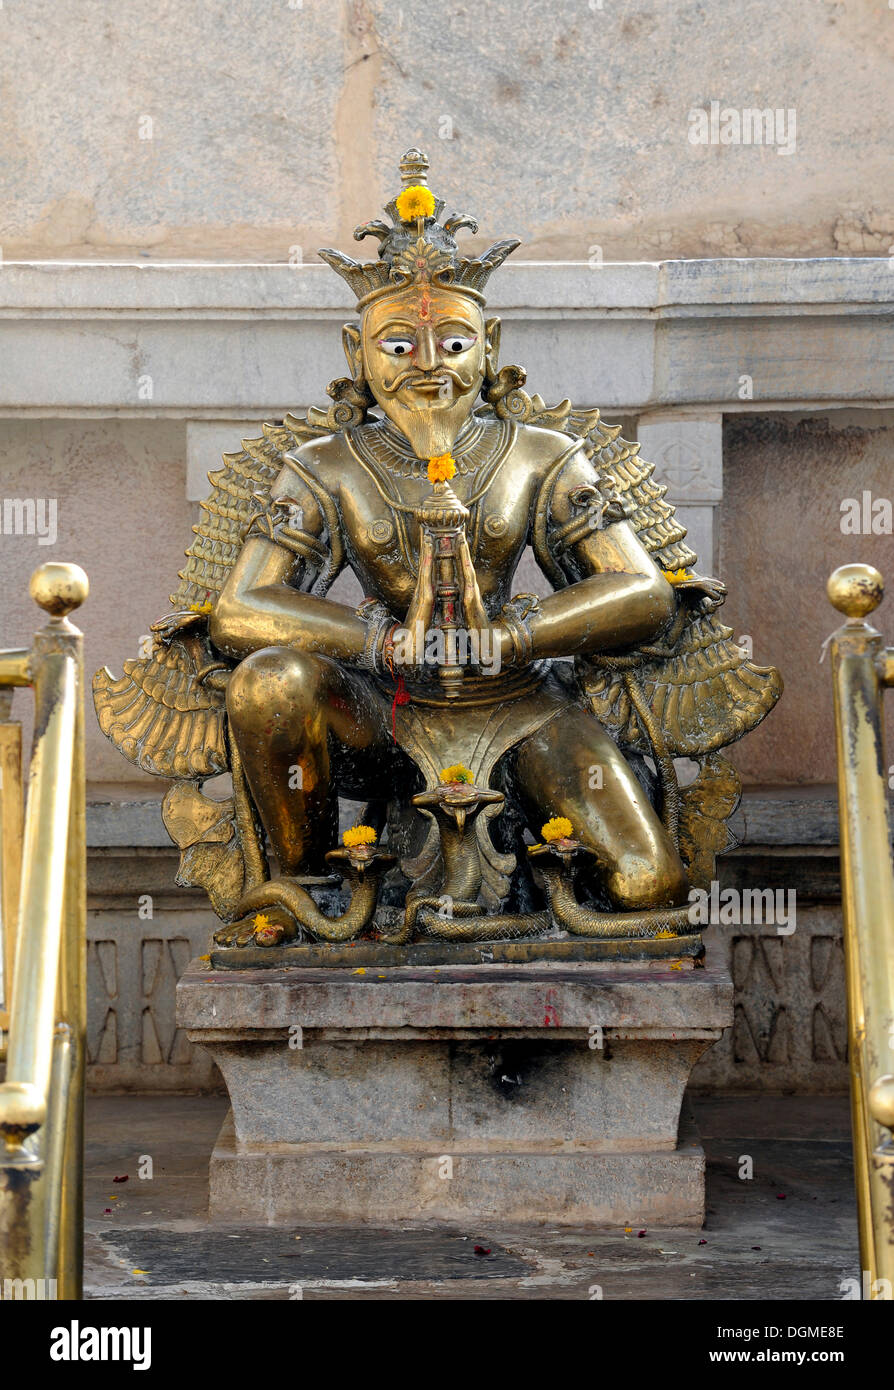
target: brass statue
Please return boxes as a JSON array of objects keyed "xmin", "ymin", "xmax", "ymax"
[{"xmin": 94, "ymin": 149, "xmax": 781, "ymax": 955}]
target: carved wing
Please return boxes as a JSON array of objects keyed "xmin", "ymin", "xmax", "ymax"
[
  {"xmin": 527, "ymin": 399, "xmax": 782, "ymax": 755},
  {"xmin": 577, "ymin": 608, "xmax": 782, "ymax": 757},
  {"xmin": 171, "ymin": 413, "xmax": 326, "ymax": 608},
  {"xmin": 93, "ymin": 411, "xmax": 329, "ymax": 777},
  {"xmin": 534, "ymin": 401, "xmax": 697, "ymax": 576},
  {"xmin": 93, "ymin": 633, "xmax": 228, "ymax": 779}
]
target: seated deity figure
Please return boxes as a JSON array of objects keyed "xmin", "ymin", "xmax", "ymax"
[{"xmin": 94, "ymin": 149, "xmax": 781, "ymax": 950}]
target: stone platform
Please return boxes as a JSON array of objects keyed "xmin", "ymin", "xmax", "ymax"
[{"xmin": 176, "ymin": 958, "xmax": 733, "ymax": 1227}]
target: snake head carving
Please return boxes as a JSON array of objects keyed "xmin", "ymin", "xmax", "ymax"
[{"xmin": 412, "ymin": 784, "xmax": 504, "ymax": 837}]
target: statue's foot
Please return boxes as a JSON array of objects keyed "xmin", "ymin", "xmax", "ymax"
[{"xmin": 213, "ymin": 905, "xmax": 300, "ymax": 948}]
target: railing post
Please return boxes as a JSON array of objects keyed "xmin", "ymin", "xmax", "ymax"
[
  {"xmin": 55, "ymin": 574, "xmax": 86, "ymax": 1301},
  {"xmin": 828, "ymin": 563, "xmax": 894, "ymax": 1295},
  {"xmin": 0, "ymin": 563, "xmax": 88, "ymax": 1296},
  {"xmin": 0, "ymin": 661, "xmax": 28, "ymax": 1028}
]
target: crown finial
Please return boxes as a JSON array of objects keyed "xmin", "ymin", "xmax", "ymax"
[
  {"xmin": 399, "ymin": 149, "xmax": 429, "ymax": 186},
  {"xmin": 319, "ymin": 148, "xmax": 520, "ymax": 307}
]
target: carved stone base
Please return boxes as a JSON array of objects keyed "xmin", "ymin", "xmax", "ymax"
[{"xmin": 177, "ymin": 957, "xmax": 733, "ymax": 1227}]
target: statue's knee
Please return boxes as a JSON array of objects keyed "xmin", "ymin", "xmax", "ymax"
[
  {"xmin": 607, "ymin": 847, "xmax": 688, "ymax": 911},
  {"xmin": 227, "ymin": 647, "xmax": 329, "ymax": 727}
]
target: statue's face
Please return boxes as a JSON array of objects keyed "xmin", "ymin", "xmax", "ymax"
[{"xmin": 359, "ymin": 285, "xmax": 486, "ymax": 459}]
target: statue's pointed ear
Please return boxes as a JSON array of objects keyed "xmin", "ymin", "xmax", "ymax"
[
  {"xmin": 484, "ymin": 317, "xmax": 501, "ymax": 377},
  {"xmin": 343, "ymin": 323, "xmax": 362, "ymax": 378}
]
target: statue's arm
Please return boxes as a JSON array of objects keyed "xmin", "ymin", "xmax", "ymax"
[
  {"xmin": 210, "ymin": 464, "xmax": 367, "ymax": 663},
  {"xmin": 520, "ymin": 448, "xmax": 675, "ymax": 661}
]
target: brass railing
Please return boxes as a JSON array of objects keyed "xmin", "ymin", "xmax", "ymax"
[
  {"xmin": 0, "ymin": 562, "xmax": 88, "ymax": 1301},
  {"xmin": 827, "ymin": 563, "xmax": 894, "ymax": 1296}
]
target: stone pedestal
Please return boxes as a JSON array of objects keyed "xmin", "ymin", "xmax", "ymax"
[{"xmin": 177, "ymin": 959, "xmax": 732, "ymax": 1227}]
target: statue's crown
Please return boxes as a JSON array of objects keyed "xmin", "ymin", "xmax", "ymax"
[{"xmin": 318, "ymin": 148, "xmax": 520, "ymax": 308}]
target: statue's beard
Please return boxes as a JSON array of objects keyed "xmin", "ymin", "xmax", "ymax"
[{"xmin": 374, "ymin": 369, "xmax": 481, "ymax": 459}]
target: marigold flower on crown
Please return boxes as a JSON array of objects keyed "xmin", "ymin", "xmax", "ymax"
[
  {"xmin": 316, "ymin": 149, "xmax": 521, "ymax": 309},
  {"xmin": 342, "ymin": 824, "xmax": 377, "ymax": 848},
  {"xmin": 427, "ymin": 453, "xmax": 457, "ymax": 484},
  {"xmin": 541, "ymin": 816, "xmax": 574, "ymax": 843},
  {"xmin": 440, "ymin": 764, "xmax": 474, "ymax": 785},
  {"xmin": 395, "ymin": 185, "xmax": 436, "ymax": 221}
]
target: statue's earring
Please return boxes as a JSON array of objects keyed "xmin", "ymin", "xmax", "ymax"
[
  {"xmin": 482, "ymin": 316, "xmax": 533, "ymax": 422},
  {"xmin": 481, "ymin": 317, "xmax": 501, "ymax": 400},
  {"xmin": 342, "ymin": 323, "xmax": 364, "ymax": 382},
  {"xmin": 307, "ymin": 323, "xmax": 375, "ymax": 432}
]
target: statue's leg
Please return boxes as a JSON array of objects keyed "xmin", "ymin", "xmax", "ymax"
[
  {"xmin": 514, "ymin": 709, "xmax": 688, "ymax": 910},
  {"xmin": 226, "ymin": 646, "xmax": 398, "ymax": 874}
]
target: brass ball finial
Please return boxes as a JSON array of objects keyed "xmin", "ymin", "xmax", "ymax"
[
  {"xmin": 827, "ymin": 563, "xmax": 884, "ymax": 619},
  {"xmin": 869, "ymin": 1075, "xmax": 894, "ymax": 1132},
  {"xmin": 29, "ymin": 562, "xmax": 89, "ymax": 619}
]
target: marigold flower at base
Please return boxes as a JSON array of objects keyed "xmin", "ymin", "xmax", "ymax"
[
  {"xmin": 662, "ymin": 568, "xmax": 694, "ymax": 585},
  {"xmin": 343, "ymin": 824, "xmax": 377, "ymax": 848},
  {"xmin": 439, "ymin": 764, "xmax": 474, "ymax": 785},
  {"xmin": 427, "ymin": 453, "xmax": 457, "ymax": 484},
  {"xmin": 395, "ymin": 185, "xmax": 436, "ymax": 221},
  {"xmin": 541, "ymin": 816, "xmax": 574, "ymax": 843},
  {"xmin": 252, "ymin": 912, "xmax": 271, "ymax": 930}
]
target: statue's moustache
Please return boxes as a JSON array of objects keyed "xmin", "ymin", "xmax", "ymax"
[{"xmin": 380, "ymin": 364, "xmax": 478, "ymax": 397}]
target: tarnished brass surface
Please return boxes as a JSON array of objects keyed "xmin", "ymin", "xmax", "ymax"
[
  {"xmin": 827, "ymin": 562, "xmax": 894, "ymax": 1295},
  {"xmin": 0, "ymin": 563, "xmax": 88, "ymax": 1298},
  {"xmin": 94, "ymin": 150, "xmax": 780, "ymax": 954},
  {"xmin": 210, "ymin": 933, "xmax": 706, "ymax": 970},
  {"xmin": 0, "ymin": 720, "xmax": 23, "ymax": 1016}
]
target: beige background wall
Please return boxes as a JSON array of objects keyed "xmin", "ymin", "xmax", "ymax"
[
  {"xmin": 1, "ymin": 0, "xmax": 892, "ymax": 262},
  {"xmin": 719, "ymin": 412, "xmax": 894, "ymax": 787},
  {"xmin": 1, "ymin": 0, "xmax": 892, "ymax": 797}
]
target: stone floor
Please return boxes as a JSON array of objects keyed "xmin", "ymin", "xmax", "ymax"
[{"xmin": 83, "ymin": 1092, "xmax": 858, "ymax": 1300}]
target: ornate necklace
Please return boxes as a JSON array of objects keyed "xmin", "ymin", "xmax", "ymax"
[
  {"xmin": 346, "ymin": 417, "xmax": 517, "ymax": 580},
  {"xmin": 356, "ymin": 413, "xmax": 509, "ymax": 479}
]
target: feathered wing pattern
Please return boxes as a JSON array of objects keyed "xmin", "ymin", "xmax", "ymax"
[
  {"xmin": 93, "ymin": 629, "xmax": 227, "ymax": 780},
  {"xmin": 93, "ymin": 411, "xmax": 328, "ymax": 779},
  {"xmin": 528, "ymin": 400, "xmax": 782, "ymax": 757},
  {"xmin": 170, "ymin": 413, "xmax": 327, "ymax": 609}
]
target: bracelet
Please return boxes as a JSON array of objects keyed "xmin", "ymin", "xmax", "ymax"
[
  {"xmin": 356, "ymin": 598, "xmax": 393, "ymax": 674},
  {"xmin": 500, "ymin": 593, "xmax": 541, "ymax": 667}
]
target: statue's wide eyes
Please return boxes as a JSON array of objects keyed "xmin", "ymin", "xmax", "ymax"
[
  {"xmin": 439, "ymin": 334, "xmax": 477, "ymax": 354},
  {"xmin": 378, "ymin": 337, "xmax": 415, "ymax": 357}
]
